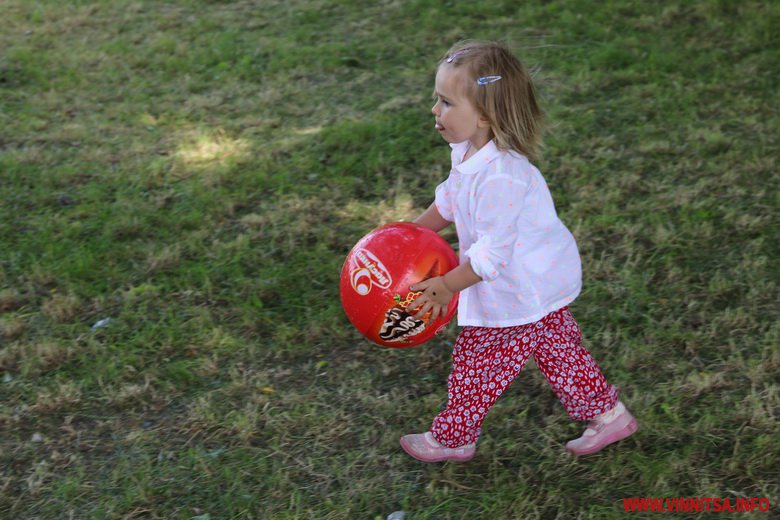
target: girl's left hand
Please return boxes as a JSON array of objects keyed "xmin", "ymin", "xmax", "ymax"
[{"xmin": 408, "ymin": 276, "xmax": 454, "ymax": 322}]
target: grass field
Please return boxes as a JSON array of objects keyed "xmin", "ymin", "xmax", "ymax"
[{"xmin": 1, "ymin": 0, "xmax": 778, "ymax": 518}]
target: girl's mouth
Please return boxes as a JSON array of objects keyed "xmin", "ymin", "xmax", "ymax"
[{"xmin": 435, "ymin": 123, "xmax": 444, "ymax": 131}]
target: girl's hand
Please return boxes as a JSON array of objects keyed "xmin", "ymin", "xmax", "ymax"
[{"xmin": 408, "ymin": 276, "xmax": 454, "ymax": 322}]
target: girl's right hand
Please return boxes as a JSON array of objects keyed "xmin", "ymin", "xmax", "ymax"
[{"xmin": 408, "ymin": 276, "xmax": 454, "ymax": 322}]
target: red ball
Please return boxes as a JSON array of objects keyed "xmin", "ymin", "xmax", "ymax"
[{"xmin": 340, "ymin": 222, "xmax": 459, "ymax": 348}]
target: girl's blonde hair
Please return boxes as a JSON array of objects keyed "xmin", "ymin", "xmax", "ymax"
[{"xmin": 439, "ymin": 40, "xmax": 544, "ymax": 161}]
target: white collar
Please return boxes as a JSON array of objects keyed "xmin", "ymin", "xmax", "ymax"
[{"xmin": 451, "ymin": 140, "xmax": 501, "ymax": 174}]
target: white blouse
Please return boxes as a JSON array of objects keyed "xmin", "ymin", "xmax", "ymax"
[{"xmin": 435, "ymin": 140, "xmax": 582, "ymax": 327}]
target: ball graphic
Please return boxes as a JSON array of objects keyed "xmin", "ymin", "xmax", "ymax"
[{"xmin": 340, "ymin": 222, "xmax": 459, "ymax": 348}]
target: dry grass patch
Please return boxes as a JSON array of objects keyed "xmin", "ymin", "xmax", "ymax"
[
  {"xmin": 30, "ymin": 381, "xmax": 83, "ymax": 414},
  {"xmin": 0, "ymin": 315, "xmax": 26, "ymax": 342},
  {"xmin": 0, "ymin": 288, "xmax": 25, "ymax": 312},
  {"xmin": 41, "ymin": 293, "xmax": 81, "ymax": 323}
]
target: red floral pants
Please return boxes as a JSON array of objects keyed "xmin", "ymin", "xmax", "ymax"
[{"xmin": 430, "ymin": 307, "xmax": 619, "ymax": 448}]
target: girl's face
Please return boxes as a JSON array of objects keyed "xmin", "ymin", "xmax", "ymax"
[{"xmin": 431, "ymin": 64, "xmax": 491, "ymax": 151}]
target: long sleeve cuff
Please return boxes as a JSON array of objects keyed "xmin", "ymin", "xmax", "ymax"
[{"xmin": 465, "ymin": 235, "xmax": 499, "ymax": 282}]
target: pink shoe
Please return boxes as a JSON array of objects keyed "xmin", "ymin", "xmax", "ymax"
[
  {"xmin": 565, "ymin": 402, "xmax": 638, "ymax": 456},
  {"xmin": 400, "ymin": 432, "xmax": 476, "ymax": 463}
]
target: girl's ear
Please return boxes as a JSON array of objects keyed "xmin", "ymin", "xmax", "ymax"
[{"xmin": 478, "ymin": 114, "xmax": 491, "ymax": 128}]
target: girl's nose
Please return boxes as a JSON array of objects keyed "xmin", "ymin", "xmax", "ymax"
[{"xmin": 431, "ymin": 102, "xmax": 439, "ymax": 115}]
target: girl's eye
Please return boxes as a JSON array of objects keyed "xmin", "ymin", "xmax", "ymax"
[{"xmin": 434, "ymin": 95, "xmax": 451, "ymax": 108}]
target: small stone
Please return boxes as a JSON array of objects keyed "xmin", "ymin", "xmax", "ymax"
[{"xmin": 92, "ymin": 318, "xmax": 112, "ymax": 330}]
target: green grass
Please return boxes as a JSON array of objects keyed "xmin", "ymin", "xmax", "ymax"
[{"xmin": 1, "ymin": 0, "xmax": 778, "ymax": 518}]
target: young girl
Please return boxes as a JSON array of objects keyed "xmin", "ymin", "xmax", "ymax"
[{"xmin": 401, "ymin": 40, "xmax": 637, "ymax": 462}]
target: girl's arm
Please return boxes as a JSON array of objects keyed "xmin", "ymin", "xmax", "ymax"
[
  {"xmin": 414, "ymin": 203, "xmax": 451, "ymax": 232},
  {"xmin": 441, "ymin": 259, "xmax": 482, "ymax": 293},
  {"xmin": 409, "ymin": 203, "xmax": 472, "ymax": 321},
  {"xmin": 409, "ymin": 259, "xmax": 481, "ymax": 321}
]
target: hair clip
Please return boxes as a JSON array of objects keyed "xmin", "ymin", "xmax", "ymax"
[
  {"xmin": 477, "ymin": 75, "xmax": 502, "ymax": 86},
  {"xmin": 446, "ymin": 49, "xmax": 469, "ymax": 63},
  {"xmin": 477, "ymin": 76, "xmax": 501, "ymax": 87}
]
